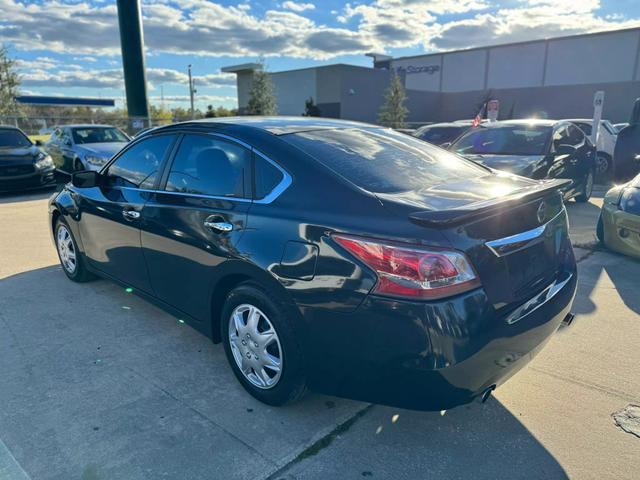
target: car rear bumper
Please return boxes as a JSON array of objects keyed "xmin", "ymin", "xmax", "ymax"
[
  {"xmin": 601, "ymin": 203, "xmax": 640, "ymax": 259},
  {"xmin": 304, "ymin": 267, "xmax": 577, "ymax": 411},
  {"xmin": 0, "ymin": 169, "xmax": 56, "ymax": 193}
]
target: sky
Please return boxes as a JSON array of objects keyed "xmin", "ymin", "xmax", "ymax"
[{"xmin": 2, "ymin": 0, "xmax": 640, "ymax": 111}]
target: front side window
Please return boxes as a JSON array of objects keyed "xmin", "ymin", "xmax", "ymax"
[
  {"xmin": 72, "ymin": 127, "xmax": 129, "ymax": 144},
  {"xmin": 283, "ymin": 128, "xmax": 486, "ymax": 194},
  {"xmin": 105, "ymin": 135, "xmax": 174, "ymax": 189},
  {"xmin": 566, "ymin": 125, "xmax": 585, "ymax": 146},
  {"xmin": 452, "ymin": 126, "xmax": 552, "ymax": 156},
  {"xmin": 0, "ymin": 129, "xmax": 31, "ymax": 148},
  {"xmin": 165, "ymin": 134, "xmax": 249, "ymax": 198}
]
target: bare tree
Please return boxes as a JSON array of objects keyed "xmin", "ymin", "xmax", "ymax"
[{"xmin": 0, "ymin": 45, "xmax": 20, "ymax": 117}]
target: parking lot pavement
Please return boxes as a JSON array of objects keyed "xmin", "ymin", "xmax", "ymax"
[
  {"xmin": 277, "ymin": 249, "xmax": 640, "ymax": 480},
  {"xmin": 565, "ymin": 186, "xmax": 605, "ymax": 247},
  {"xmin": 1, "ymin": 188, "xmax": 639, "ymax": 480}
]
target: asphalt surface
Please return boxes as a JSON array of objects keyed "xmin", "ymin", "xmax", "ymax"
[{"xmin": 0, "ymin": 185, "xmax": 639, "ymax": 480}]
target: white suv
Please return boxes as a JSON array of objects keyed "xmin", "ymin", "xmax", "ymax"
[{"xmin": 567, "ymin": 119, "xmax": 618, "ymax": 177}]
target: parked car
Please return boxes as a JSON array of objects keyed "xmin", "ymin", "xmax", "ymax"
[
  {"xmin": 597, "ymin": 173, "xmax": 640, "ymax": 259},
  {"xmin": 49, "ymin": 117, "xmax": 577, "ymax": 410},
  {"xmin": 46, "ymin": 124, "xmax": 130, "ymax": 173},
  {"xmin": 565, "ymin": 119, "xmax": 617, "ymax": 177},
  {"xmin": 0, "ymin": 125, "xmax": 56, "ymax": 193},
  {"xmin": 413, "ymin": 122, "xmax": 471, "ymax": 146},
  {"xmin": 449, "ymin": 120, "xmax": 595, "ymax": 202}
]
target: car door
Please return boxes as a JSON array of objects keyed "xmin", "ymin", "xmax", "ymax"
[
  {"xmin": 76, "ymin": 134, "xmax": 177, "ymax": 292},
  {"xmin": 59, "ymin": 128, "xmax": 78, "ymax": 172},
  {"xmin": 141, "ymin": 133, "xmax": 252, "ymax": 321},
  {"xmin": 548, "ymin": 124, "xmax": 582, "ymax": 195},
  {"xmin": 46, "ymin": 128, "xmax": 63, "ymax": 170}
]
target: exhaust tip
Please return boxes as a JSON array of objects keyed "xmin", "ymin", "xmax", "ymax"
[
  {"xmin": 481, "ymin": 385, "xmax": 495, "ymax": 403},
  {"xmin": 562, "ymin": 312, "xmax": 575, "ymax": 327}
]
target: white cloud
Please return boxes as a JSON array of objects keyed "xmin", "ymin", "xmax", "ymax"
[
  {"xmin": 1, "ymin": 0, "xmax": 639, "ymax": 62},
  {"xmin": 282, "ymin": 1, "xmax": 315, "ymax": 12},
  {"xmin": 19, "ymin": 66, "xmax": 236, "ymax": 90}
]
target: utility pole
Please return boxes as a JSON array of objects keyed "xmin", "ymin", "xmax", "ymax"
[
  {"xmin": 188, "ymin": 64, "xmax": 195, "ymax": 120},
  {"xmin": 160, "ymin": 85, "xmax": 165, "ymax": 111},
  {"xmin": 116, "ymin": 0, "xmax": 150, "ymax": 130}
]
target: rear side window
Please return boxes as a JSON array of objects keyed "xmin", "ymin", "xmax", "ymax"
[
  {"xmin": 254, "ymin": 155, "xmax": 284, "ymax": 200},
  {"xmin": 165, "ymin": 134, "xmax": 249, "ymax": 198},
  {"xmin": 106, "ymin": 135, "xmax": 174, "ymax": 189},
  {"xmin": 283, "ymin": 128, "xmax": 486, "ymax": 193}
]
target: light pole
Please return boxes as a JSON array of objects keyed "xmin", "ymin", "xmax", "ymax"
[
  {"xmin": 116, "ymin": 0, "xmax": 150, "ymax": 130},
  {"xmin": 188, "ymin": 64, "xmax": 195, "ymax": 119}
]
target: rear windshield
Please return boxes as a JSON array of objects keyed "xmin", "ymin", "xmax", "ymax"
[
  {"xmin": 0, "ymin": 129, "xmax": 31, "ymax": 148},
  {"xmin": 282, "ymin": 128, "xmax": 486, "ymax": 193},
  {"xmin": 452, "ymin": 125, "xmax": 551, "ymax": 156},
  {"xmin": 417, "ymin": 126, "xmax": 467, "ymax": 144}
]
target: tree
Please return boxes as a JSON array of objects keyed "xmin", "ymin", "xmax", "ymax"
[
  {"xmin": 378, "ymin": 73, "xmax": 408, "ymax": 128},
  {"xmin": 302, "ymin": 97, "xmax": 321, "ymax": 117},
  {"xmin": 245, "ymin": 64, "xmax": 277, "ymax": 116},
  {"xmin": 0, "ymin": 45, "xmax": 20, "ymax": 117}
]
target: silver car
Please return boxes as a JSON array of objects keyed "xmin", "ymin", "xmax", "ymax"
[{"xmin": 46, "ymin": 124, "xmax": 130, "ymax": 173}]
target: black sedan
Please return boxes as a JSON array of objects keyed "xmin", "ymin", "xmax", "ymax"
[
  {"xmin": 413, "ymin": 122, "xmax": 471, "ymax": 146},
  {"xmin": 49, "ymin": 117, "xmax": 577, "ymax": 410},
  {"xmin": 449, "ymin": 120, "xmax": 596, "ymax": 202},
  {"xmin": 0, "ymin": 125, "xmax": 56, "ymax": 193}
]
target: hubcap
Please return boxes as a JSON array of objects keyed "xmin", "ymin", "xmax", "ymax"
[
  {"xmin": 228, "ymin": 304, "xmax": 282, "ymax": 389},
  {"xmin": 56, "ymin": 225, "xmax": 77, "ymax": 274}
]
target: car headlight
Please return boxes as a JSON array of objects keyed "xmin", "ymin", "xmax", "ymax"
[
  {"xmin": 85, "ymin": 154, "xmax": 107, "ymax": 167},
  {"xmin": 34, "ymin": 153, "xmax": 54, "ymax": 170},
  {"xmin": 619, "ymin": 187, "xmax": 640, "ymax": 215},
  {"xmin": 603, "ymin": 185, "xmax": 625, "ymax": 205}
]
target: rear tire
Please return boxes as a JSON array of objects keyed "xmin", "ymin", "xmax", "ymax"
[
  {"xmin": 54, "ymin": 218, "xmax": 95, "ymax": 282},
  {"xmin": 575, "ymin": 170, "xmax": 594, "ymax": 203},
  {"xmin": 221, "ymin": 281, "xmax": 307, "ymax": 406}
]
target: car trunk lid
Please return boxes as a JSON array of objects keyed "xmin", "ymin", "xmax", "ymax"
[{"xmin": 377, "ymin": 173, "xmax": 573, "ymax": 310}]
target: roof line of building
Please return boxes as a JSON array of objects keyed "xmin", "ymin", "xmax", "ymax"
[{"xmin": 393, "ymin": 26, "xmax": 640, "ymax": 63}]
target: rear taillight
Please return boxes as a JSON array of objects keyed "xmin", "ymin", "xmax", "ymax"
[{"xmin": 333, "ymin": 234, "xmax": 480, "ymax": 300}]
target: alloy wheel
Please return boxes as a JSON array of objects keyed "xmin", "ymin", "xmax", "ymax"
[
  {"xmin": 228, "ymin": 304, "xmax": 283, "ymax": 389},
  {"xmin": 595, "ymin": 154, "xmax": 609, "ymax": 175},
  {"xmin": 56, "ymin": 225, "xmax": 77, "ymax": 274}
]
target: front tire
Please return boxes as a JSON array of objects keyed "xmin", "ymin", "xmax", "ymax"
[
  {"xmin": 221, "ymin": 282, "xmax": 307, "ymax": 406},
  {"xmin": 54, "ymin": 218, "xmax": 94, "ymax": 282},
  {"xmin": 575, "ymin": 170, "xmax": 594, "ymax": 203}
]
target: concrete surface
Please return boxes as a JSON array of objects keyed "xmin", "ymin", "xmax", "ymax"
[{"xmin": 1, "ymin": 186, "xmax": 639, "ymax": 480}]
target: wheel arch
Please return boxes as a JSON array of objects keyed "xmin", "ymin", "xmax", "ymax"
[{"xmin": 208, "ymin": 260, "xmax": 298, "ymax": 344}]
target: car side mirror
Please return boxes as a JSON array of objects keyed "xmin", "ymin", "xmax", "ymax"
[
  {"xmin": 555, "ymin": 144, "xmax": 576, "ymax": 156},
  {"xmin": 72, "ymin": 170, "xmax": 102, "ymax": 188},
  {"xmin": 35, "ymin": 140, "xmax": 44, "ymax": 147}
]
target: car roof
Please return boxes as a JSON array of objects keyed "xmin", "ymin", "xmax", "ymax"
[
  {"xmin": 52, "ymin": 124, "xmax": 118, "ymax": 129},
  {"xmin": 155, "ymin": 116, "xmax": 380, "ymax": 136},
  {"xmin": 420, "ymin": 122, "xmax": 470, "ymax": 128},
  {"xmin": 481, "ymin": 119, "xmax": 560, "ymax": 128}
]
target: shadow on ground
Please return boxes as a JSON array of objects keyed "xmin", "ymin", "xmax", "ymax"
[
  {"xmin": 0, "ymin": 265, "xmax": 567, "ymax": 480},
  {"xmin": 279, "ymin": 399, "xmax": 569, "ymax": 480}
]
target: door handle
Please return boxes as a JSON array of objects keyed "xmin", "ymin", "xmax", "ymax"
[
  {"xmin": 122, "ymin": 209, "xmax": 140, "ymax": 221},
  {"xmin": 204, "ymin": 217, "xmax": 233, "ymax": 233}
]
